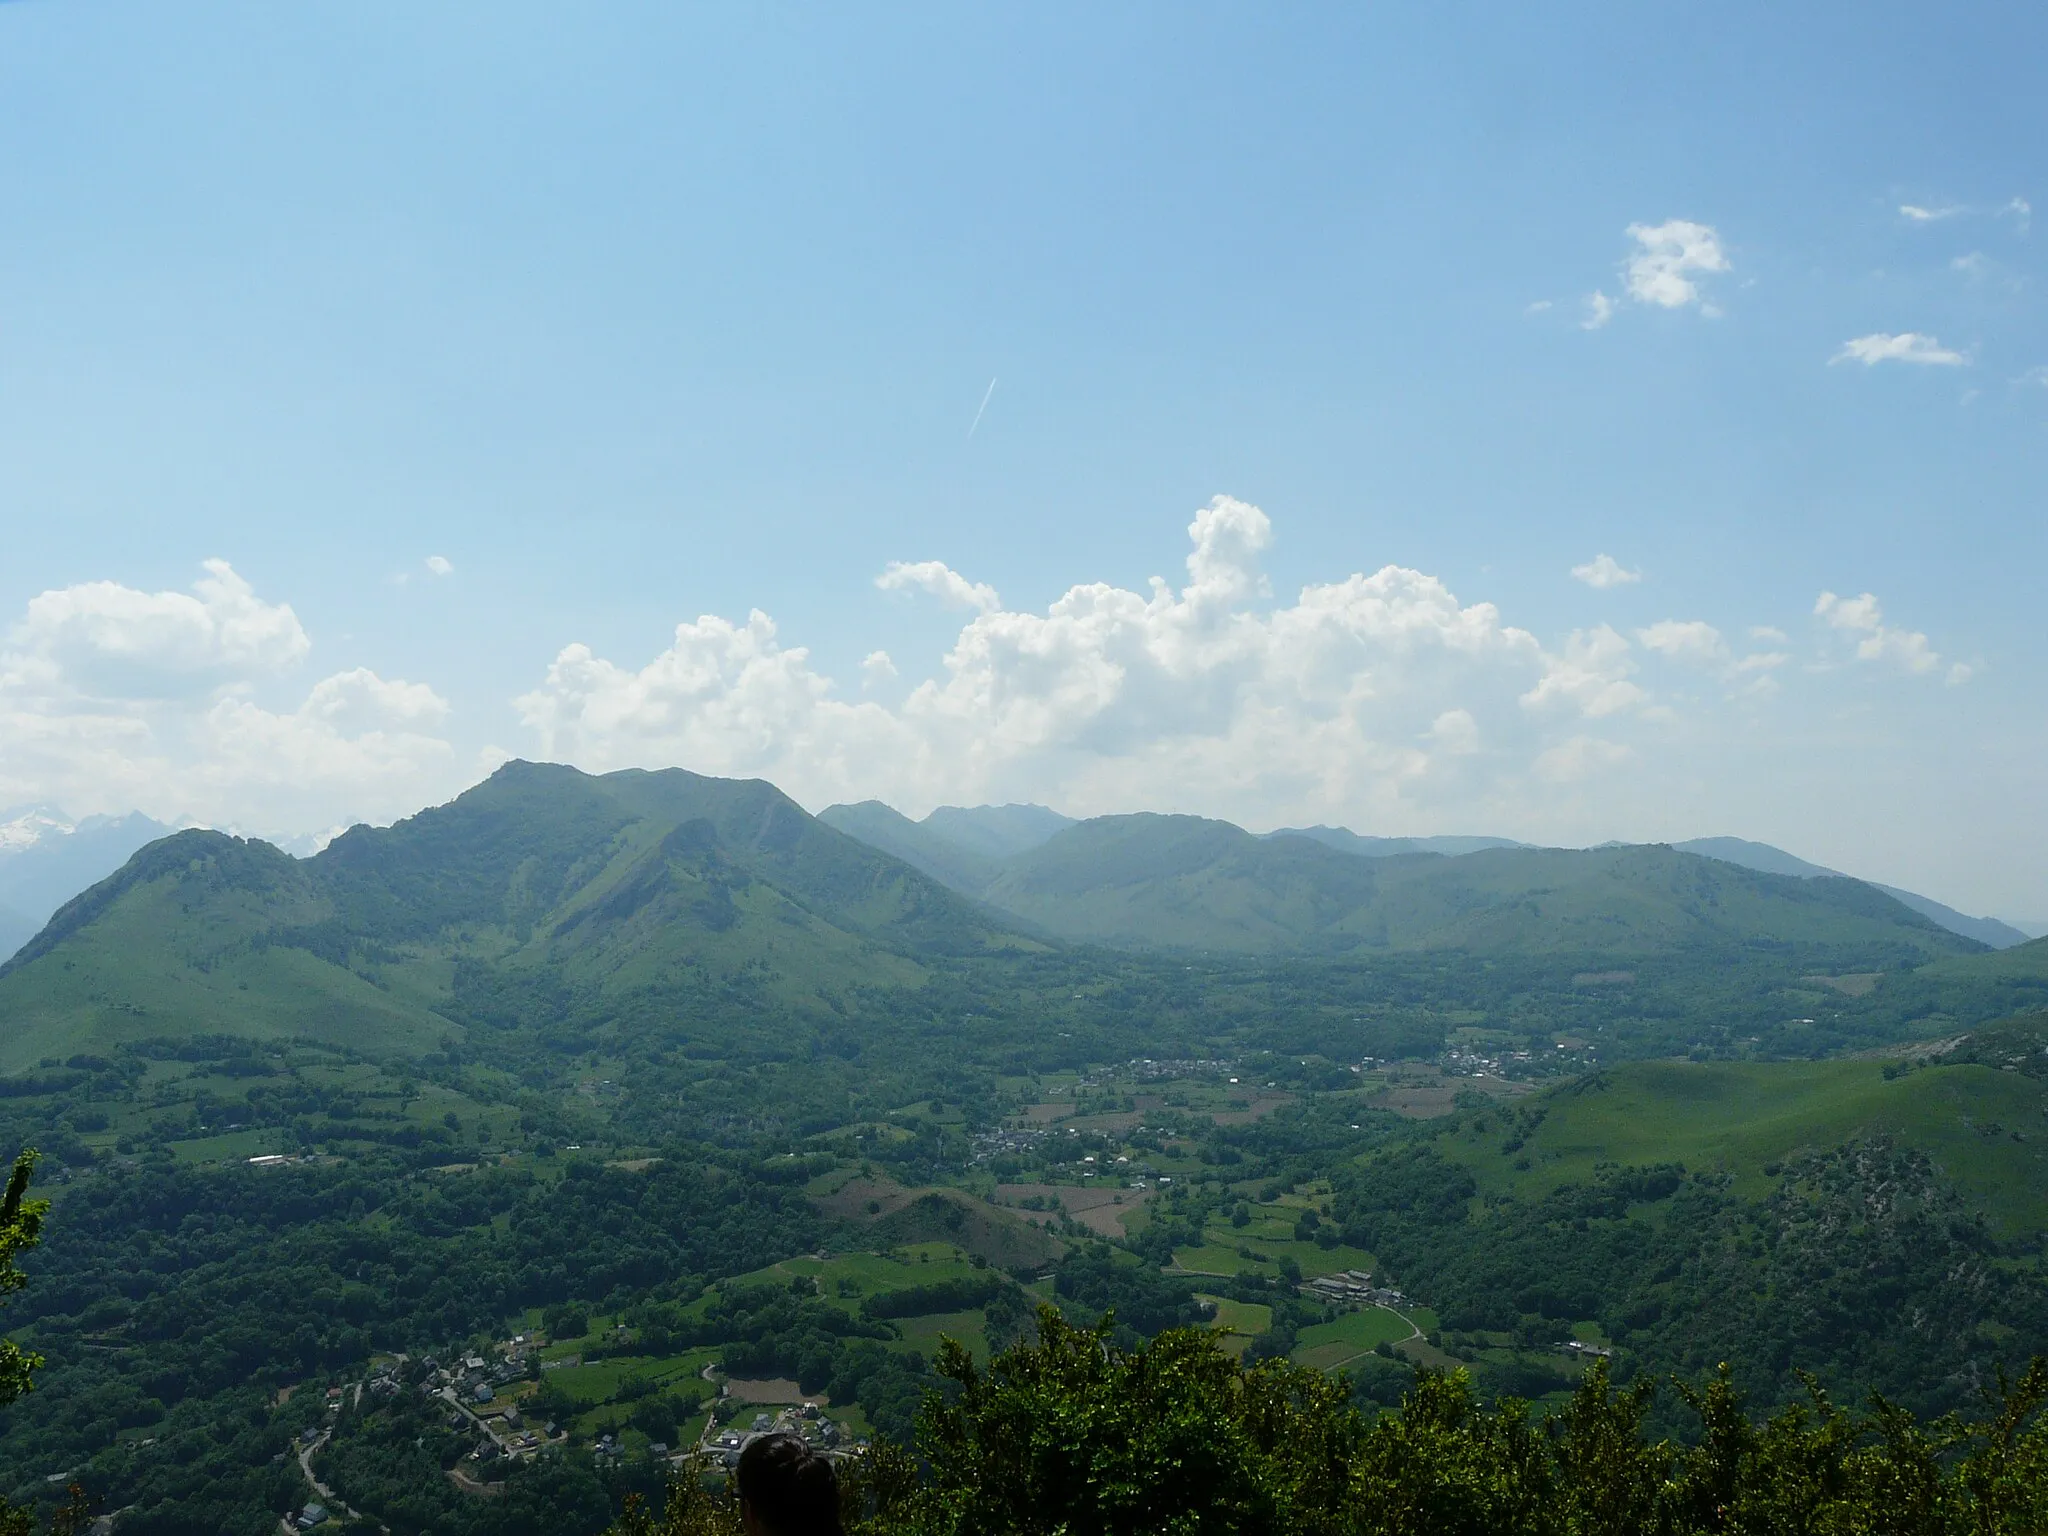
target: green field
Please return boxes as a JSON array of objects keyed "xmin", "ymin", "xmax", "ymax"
[
  {"xmin": 1440, "ymin": 1059, "xmax": 2048, "ymax": 1234},
  {"xmin": 1196, "ymin": 1295, "xmax": 1273, "ymax": 1339},
  {"xmin": 1290, "ymin": 1308, "xmax": 1415, "ymax": 1370},
  {"xmin": 543, "ymin": 1349, "xmax": 714, "ymax": 1404},
  {"xmin": 1173, "ymin": 1223, "xmax": 1377, "ymax": 1281},
  {"xmin": 888, "ymin": 1309, "xmax": 989, "ymax": 1362},
  {"xmin": 730, "ymin": 1244, "xmax": 987, "ymax": 1313},
  {"xmin": 167, "ymin": 1129, "xmax": 280, "ymax": 1164}
]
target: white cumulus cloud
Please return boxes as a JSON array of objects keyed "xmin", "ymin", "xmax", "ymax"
[
  {"xmin": 876, "ymin": 561, "xmax": 1002, "ymax": 612},
  {"xmin": 5, "ymin": 521, "xmax": 1980, "ymax": 857},
  {"xmin": 8, "ymin": 559, "xmax": 309, "ymax": 701},
  {"xmin": 1428, "ymin": 709, "xmax": 1481, "ymax": 756},
  {"xmin": 1571, "ymin": 554, "xmax": 1641, "ymax": 589},
  {"xmin": 0, "ymin": 563, "xmax": 459, "ymax": 833},
  {"xmin": 514, "ymin": 502, "xmax": 1974, "ymax": 838},
  {"xmin": 1521, "ymin": 626, "xmax": 1647, "ymax": 719},
  {"xmin": 1622, "ymin": 220, "xmax": 1730, "ymax": 310},
  {"xmin": 1637, "ymin": 620, "xmax": 1729, "ymax": 664},
  {"xmin": 425, "ymin": 555, "xmax": 454, "ymax": 577},
  {"xmin": 1814, "ymin": 590, "xmax": 1944, "ymax": 676},
  {"xmin": 516, "ymin": 497, "xmax": 1596, "ymax": 826},
  {"xmin": 1832, "ymin": 333, "xmax": 1969, "ymax": 367}
]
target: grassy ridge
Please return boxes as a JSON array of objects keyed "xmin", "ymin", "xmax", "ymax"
[{"xmin": 1438, "ymin": 1056, "xmax": 2048, "ymax": 1235}]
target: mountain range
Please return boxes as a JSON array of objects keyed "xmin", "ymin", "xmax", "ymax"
[
  {"xmin": 0, "ymin": 764, "xmax": 1010, "ymax": 1072},
  {"xmin": 819, "ymin": 800, "xmax": 2031, "ymax": 951},
  {"xmin": 2, "ymin": 763, "xmax": 2039, "ymax": 1073}
]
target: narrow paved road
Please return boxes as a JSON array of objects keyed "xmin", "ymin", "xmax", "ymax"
[{"xmin": 281, "ymin": 1412, "xmax": 388, "ymax": 1534}]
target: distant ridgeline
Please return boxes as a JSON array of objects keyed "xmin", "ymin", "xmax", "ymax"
[
  {"xmin": 822, "ymin": 799, "xmax": 2033, "ymax": 953},
  {"xmin": 0, "ymin": 761, "xmax": 2031, "ymax": 1073},
  {"xmin": 1, "ymin": 764, "xmax": 2046, "ymax": 1534},
  {"xmin": 0, "ymin": 809, "xmax": 170, "ymax": 966}
]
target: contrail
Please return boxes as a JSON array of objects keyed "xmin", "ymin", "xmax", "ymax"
[{"xmin": 967, "ymin": 376, "xmax": 997, "ymax": 438}]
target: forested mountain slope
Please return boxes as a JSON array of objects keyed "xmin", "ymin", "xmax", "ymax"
[
  {"xmin": 815, "ymin": 800, "xmax": 1078, "ymax": 895},
  {"xmin": 0, "ymin": 763, "xmax": 1022, "ymax": 1073},
  {"xmin": 821, "ymin": 802, "xmax": 2028, "ymax": 952},
  {"xmin": 971, "ymin": 814, "xmax": 1984, "ymax": 958},
  {"xmin": 1674, "ymin": 836, "xmax": 2031, "ymax": 948},
  {"xmin": 1332, "ymin": 1038, "xmax": 2048, "ymax": 1424},
  {"xmin": 816, "ymin": 802, "xmax": 1006, "ymax": 894}
]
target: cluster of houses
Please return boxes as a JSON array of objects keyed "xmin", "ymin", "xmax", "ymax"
[
  {"xmin": 1432, "ymin": 1046, "xmax": 1535, "ymax": 1079},
  {"xmin": 1430, "ymin": 1040, "xmax": 1596, "ymax": 1081},
  {"xmin": 419, "ymin": 1337, "xmax": 560, "ymax": 1464},
  {"xmin": 969, "ymin": 1124, "xmax": 1048, "ymax": 1162},
  {"xmin": 701, "ymin": 1404, "xmax": 849, "ymax": 1469},
  {"xmin": 1302, "ymin": 1270, "xmax": 1409, "ymax": 1309},
  {"xmin": 1124, "ymin": 1057, "xmax": 1236, "ymax": 1081}
]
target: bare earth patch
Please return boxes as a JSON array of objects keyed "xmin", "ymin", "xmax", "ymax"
[
  {"xmin": 722, "ymin": 1378, "xmax": 824, "ymax": 1406},
  {"xmin": 1211, "ymin": 1093, "xmax": 1292, "ymax": 1125},
  {"xmin": 995, "ymin": 1181, "xmax": 1155, "ymax": 1236},
  {"xmin": 1368, "ymin": 1069, "xmax": 1529, "ymax": 1119},
  {"xmin": 811, "ymin": 1175, "xmax": 918, "ymax": 1221},
  {"xmin": 1807, "ymin": 973, "xmax": 1882, "ymax": 998}
]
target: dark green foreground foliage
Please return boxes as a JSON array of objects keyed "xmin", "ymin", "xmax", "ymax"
[
  {"xmin": 621, "ymin": 1309, "xmax": 2048, "ymax": 1536},
  {"xmin": 0, "ymin": 1154, "xmax": 819, "ymax": 1534},
  {"xmin": 1336, "ymin": 1140, "xmax": 2048, "ymax": 1425},
  {"xmin": 0, "ymin": 1151, "xmax": 86, "ymax": 1536}
]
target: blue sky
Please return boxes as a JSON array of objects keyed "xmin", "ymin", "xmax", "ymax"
[{"xmin": 1, "ymin": 2, "xmax": 2043, "ymax": 918}]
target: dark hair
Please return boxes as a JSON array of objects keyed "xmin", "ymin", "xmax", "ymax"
[{"xmin": 736, "ymin": 1432, "xmax": 842, "ymax": 1536}]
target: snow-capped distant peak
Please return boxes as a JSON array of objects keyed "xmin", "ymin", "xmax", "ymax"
[{"xmin": 0, "ymin": 806, "xmax": 75, "ymax": 854}]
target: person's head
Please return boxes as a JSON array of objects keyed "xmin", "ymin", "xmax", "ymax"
[{"xmin": 736, "ymin": 1432, "xmax": 842, "ymax": 1536}]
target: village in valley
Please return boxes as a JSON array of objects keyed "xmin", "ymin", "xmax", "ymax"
[{"xmin": 260, "ymin": 1051, "xmax": 1624, "ymax": 1527}]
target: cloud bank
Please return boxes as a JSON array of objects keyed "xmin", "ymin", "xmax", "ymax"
[
  {"xmin": 0, "ymin": 508, "xmax": 1969, "ymax": 849},
  {"xmin": 513, "ymin": 498, "xmax": 1938, "ymax": 831},
  {"xmin": 0, "ymin": 562, "xmax": 458, "ymax": 834}
]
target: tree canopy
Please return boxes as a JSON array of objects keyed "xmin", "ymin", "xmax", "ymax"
[{"xmin": 616, "ymin": 1307, "xmax": 2048, "ymax": 1536}]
